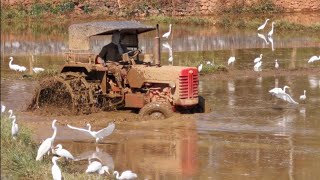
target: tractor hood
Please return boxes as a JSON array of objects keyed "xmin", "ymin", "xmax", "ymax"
[{"xmin": 127, "ymin": 65, "xmax": 198, "ymax": 88}]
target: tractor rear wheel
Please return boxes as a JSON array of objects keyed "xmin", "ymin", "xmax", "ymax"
[{"xmin": 139, "ymin": 102, "xmax": 173, "ymax": 120}]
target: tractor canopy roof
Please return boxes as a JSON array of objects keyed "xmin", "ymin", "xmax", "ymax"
[{"xmin": 68, "ymin": 21, "xmax": 156, "ymax": 50}]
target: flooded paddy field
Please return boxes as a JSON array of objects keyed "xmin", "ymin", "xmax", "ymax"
[{"xmin": 1, "ymin": 16, "xmax": 320, "ymax": 179}]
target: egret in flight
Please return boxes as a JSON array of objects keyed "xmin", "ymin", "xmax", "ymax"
[
  {"xmin": 254, "ymin": 54, "xmax": 263, "ymax": 63},
  {"xmin": 299, "ymin": 90, "xmax": 307, "ymax": 103},
  {"xmin": 227, "ymin": 56, "xmax": 236, "ymax": 66},
  {"xmin": 113, "ymin": 170, "xmax": 138, "ymax": 180},
  {"xmin": 268, "ymin": 22, "xmax": 275, "ymax": 37},
  {"xmin": 86, "ymin": 160, "xmax": 110, "ymax": 175},
  {"xmin": 52, "ymin": 156, "xmax": 62, "ymax": 180},
  {"xmin": 308, "ymin": 55, "xmax": 320, "ymax": 63},
  {"xmin": 11, "ymin": 115, "xmax": 19, "ymax": 139},
  {"xmin": 269, "ymin": 86, "xmax": 298, "ymax": 104},
  {"xmin": 162, "ymin": 24, "xmax": 172, "ymax": 39},
  {"xmin": 67, "ymin": 122, "xmax": 115, "ymax": 143},
  {"xmin": 36, "ymin": 119, "xmax": 58, "ymax": 161},
  {"xmin": 258, "ymin": 19, "xmax": 270, "ymax": 31},
  {"xmin": 54, "ymin": 144, "xmax": 74, "ymax": 160}
]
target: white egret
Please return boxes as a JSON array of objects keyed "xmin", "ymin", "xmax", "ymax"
[
  {"xmin": 36, "ymin": 119, "xmax": 58, "ymax": 161},
  {"xmin": 162, "ymin": 24, "xmax": 172, "ymax": 39},
  {"xmin": 113, "ymin": 170, "xmax": 138, "ymax": 180},
  {"xmin": 168, "ymin": 55, "xmax": 173, "ymax": 63},
  {"xmin": 257, "ymin": 19, "xmax": 270, "ymax": 31},
  {"xmin": 8, "ymin": 57, "xmax": 26, "ymax": 72},
  {"xmin": 11, "ymin": 115, "xmax": 19, "ymax": 139},
  {"xmin": 254, "ymin": 54, "xmax": 263, "ymax": 63},
  {"xmin": 86, "ymin": 160, "xmax": 110, "ymax": 175},
  {"xmin": 198, "ymin": 64, "xmax": 203, "ymax": 72},
  {"xmin": 268, "ymin": 22, "xmax": 275, "ymax": 37},
  {"xmin": 275, "ymin": 59, "xmax": 279, "ymax": 69},
  {"xmin": 257, "ymin": 33, "xmax": 269, "ymax": 44},
  {"xmin": 54, "ymin": 144, "xmax": 74, "ymax": 160},
  {"xmin": 227, "ymin": 56, "xmax": 235, "ymax": 66},
  {"xmin": 33, "ymin": 67, "xmax": 45, "ymax": 73},
  {"xmin": 299, "ymin": 90, "xmax": 306, "ymax": 102},
  {"xmin": 52, "ymin": 156, "xmax": 62, "ymax": 180},
  {"xmin": 254, "ymin": 61, "xmax": 262, "ymax": 72},
  {"xmin": 269, "ymin": 85, "xmax": 290, "ymax": 95},
  {"xmin": 308, "ymin": 55, "xmax": 320, "ymax": 63},
  {"xmin": 1, "ymin": 105, "xmax": 5, "ymax": 113},
  {"xmin": 67, "ymin": 122, "xmax": 115, "ymax": 143},
  {"xmin": 269, "ymin": 86, "xmax": 298, "ymax": 104}
]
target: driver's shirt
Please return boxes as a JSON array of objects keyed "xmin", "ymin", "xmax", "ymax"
[{"xmin": 98, "ymin": 42, "xmax": 128, "ymax": 62}]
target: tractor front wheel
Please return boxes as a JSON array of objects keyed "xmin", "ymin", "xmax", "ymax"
[{"xmin": 139, "ymin": 102, "xmax": 173, "ymax": 120}]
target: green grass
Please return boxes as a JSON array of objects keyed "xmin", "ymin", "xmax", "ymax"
[
  {"xmin": 182, "ymin": 59, "xmax": 228, "ymax": 74},
  {"xmin": 0, "ymin": 115, "xmax": 109, "ymax": 179}
]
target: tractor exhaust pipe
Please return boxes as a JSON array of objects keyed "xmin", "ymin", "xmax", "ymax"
[{"xmin": 154, "ymin": 24, "xmax": 161, "ymax": 67}]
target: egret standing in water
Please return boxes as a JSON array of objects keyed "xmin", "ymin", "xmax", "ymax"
[
  {"xmin": 113, "ymin": 170, "xmax": 138, "ymax": 180},
  {"xmin": 227, "ymin": 56, "xmax": 236, "ymax": 66},
  {"xmin": 254, "ymin": 54, "xmax": 263, "ymax": 63},
  {"xmin": 67, "ymin": 122, "xmax": 115, "ymax": 143},
  {"xmin": 162, "ymin": 24, "xmax": 172, "ymax": 39},
  {"xmin": 11, "ymin": 115, "xmax": 19, "ymax": 139},
  {"xmin": 268, "ymin": 22, "xmax": 275, "ymax": 37},
  {"xmin": 258, "ymin": 19, "xmax": 270, "ymax": 31},
  {"xmin": 54, "ymin": 144, "xmax": 74, "ymax": 160},
  {"xmin": 254, "ymin": 61, "xmax": 262, "ymax": 72},
  {"xmin": 275, "ymin": 59, "xmax": 279, "ymax": 69},
  {"xmin": 51, "ymin": 156, "xmax": 62, "ymax": 180},
  {"xmin": 36, "ymin": 119, "xmax": 58, "ymax": 161},
  {"xmin": 299, "ymin": 90, "xmax": 307, "ymax": 103}
]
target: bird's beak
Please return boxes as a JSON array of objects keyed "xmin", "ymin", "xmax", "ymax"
[{"xmin": 107, "ymin": 170, "xmax": 110, "ymax": 175}]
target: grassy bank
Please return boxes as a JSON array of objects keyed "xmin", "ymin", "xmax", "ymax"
[{"xmin": 0, "ymin": 114, "xmax": 107, "ymax": 179}]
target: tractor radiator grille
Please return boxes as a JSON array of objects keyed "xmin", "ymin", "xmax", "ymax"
[{"xmin": 179, "ymin": 71, "xmax": 198, "ymax": 99}]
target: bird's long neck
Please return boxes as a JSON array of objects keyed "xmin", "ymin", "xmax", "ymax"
[
  {"xmin": 114, "ymin": 171, "xmax": 120, "ymax": 178},
  {"xmin": 169, "ymin": 25, "xmax": 172, "ymax": 32},
  {"xmin": 9, "ymin": 59, "xmax": 13, "ymax": 66},
  {"xmin": 9, "ymin": 111, "xmax": 12, "ymax": 118},
  {"xmin": 283, "ymin": 86, "xmax": 288, "ymax": 92},
  {"xmin": 51, "ymin": 126, "xmax": 57, "ymax": 140},
  {"xmin": 12, "ymin": 117, "xmax": 16, "ymax": 124},
  {"xmin": 304, "ymin": 90, "xmax": 306, "ymax": 96},
  {"xmin": 52, "ymin": 158, "xmax": 57, "ymax": 165}
]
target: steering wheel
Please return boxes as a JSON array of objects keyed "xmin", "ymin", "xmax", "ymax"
[{"xmin": 128, "ymin": 49, "xmax": 141, "ymax": 59}]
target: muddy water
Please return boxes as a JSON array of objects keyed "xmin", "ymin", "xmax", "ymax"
[{"xmin": 1, "ymin": 16, "xmax": 320, "ymax": 179}]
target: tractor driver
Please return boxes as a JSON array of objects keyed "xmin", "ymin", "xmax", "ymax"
[
  {"xmin": 97, "ymin": 31, "xmax": 128, "ymax": 64},
  {"xmin": 97, "ymin": 31, "xmax": 128, "ymax": 89}
]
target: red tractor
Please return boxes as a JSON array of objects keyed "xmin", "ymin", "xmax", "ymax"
[{"xmin": 29, "ymin": 21, "xmax": 209, "ymax": 119}]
